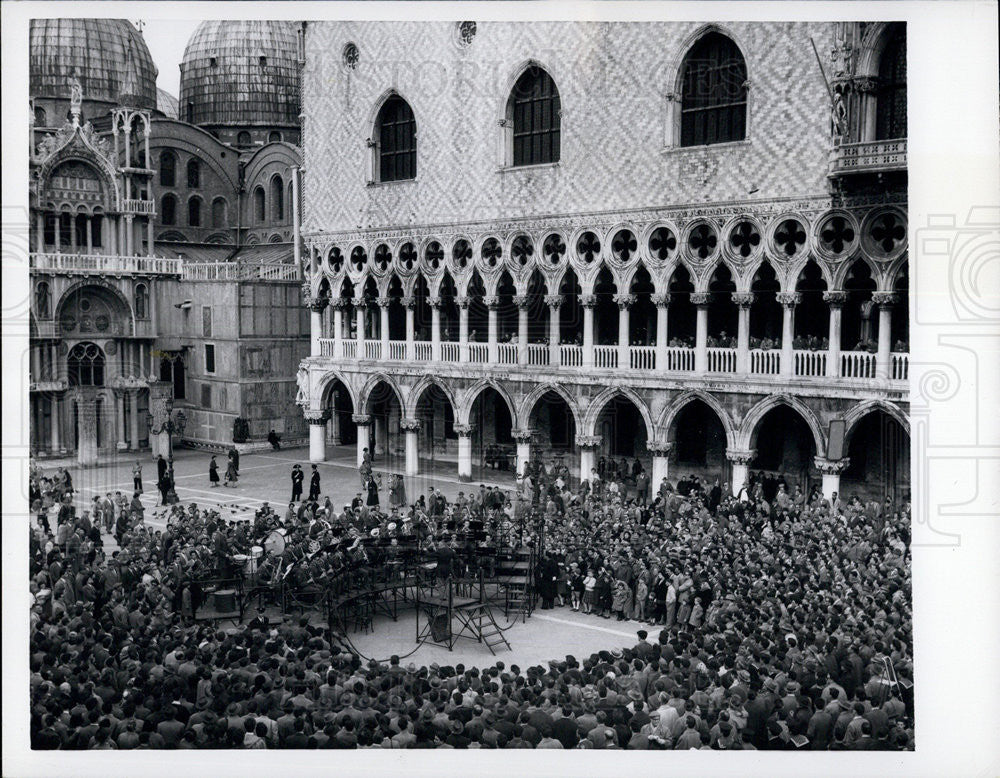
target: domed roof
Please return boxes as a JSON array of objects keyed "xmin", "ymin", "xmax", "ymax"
[
  {"xmin": 157, "ymin": 88, "xmax": 179, "ymax": 119},
  {"xmin": 30, "ymin": 19, "xmax": 158, "ymax": 110},
  {"xmin": 179, "ymin": 21, "xmax": 301, "ymax": 129}
]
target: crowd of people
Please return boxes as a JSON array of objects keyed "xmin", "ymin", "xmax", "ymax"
[{"xmin": 27, "ymin": 448, "xmax": 913, "ymax": 750}]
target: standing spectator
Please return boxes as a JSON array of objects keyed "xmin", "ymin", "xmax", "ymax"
[
  {"xmin": 132, "ymin": 461, "xmax": 143, "ymax": 494},
  {"xmin": 308, "ymin": 465, "xmax": 321, "ymax": 501},
  {"xmin": 208, "ymin": 456, "xmax": 220, "ymax": 487},
  {"xmin": 290, "ymin": 464, "xmax": 304, "ymax": 502}
]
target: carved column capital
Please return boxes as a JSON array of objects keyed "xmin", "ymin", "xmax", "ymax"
[
  {"xmin": 453, "ymin": 423, "xmax": 474, "ymax": 437},
  {"xmin": 575, "ymin": 434, "xmax": 603, "ymax": 449},
  {"xmin": 304, "ymin": 409, "xmax": 331, "ymax": 425},
  {"xmin": 651, "ymin": 293, "xmax": 670, "ymax": 307},
  {"xmin": 512, "ymin": 295, "xmax": 530, "ymax": 308},
  {"xmin": 854, "ymin": 76, "xmax": 880, "ymax": 94},
  {"xmin": 511, "ymin": 428, "xmax": 534, "ymax": 443},
  {"xmin": 352, "ymin": 413, "xmax": 372, "ymax": 425},
  {"xmin": 399, "ymin": 418, "xmax": 422, "ymax": 433},
  {"xmin": 307, "ymin": 296, "xmax": 330, "ymax": 313},
  {"xmin": 731, "ymin": 292, "xmax": 756, "ymax": 307},
  {"xmin": 823, "ymin": 290, "xmax": 849, "ymax": 307},
  {"xmin": 353, "ymin": 297, "xmax": 368, "ymax": 309},
  {"xmin": 544, "ymin": 294, "xmax": 563, "ymax": 309},
  {"xmin": 726, "ymin": 448, "xmax": 757, "ymax": 466},
  {"xmin": 814, "ymin": 456, "xmax": 851, "ymax": 475},
  {"xmin": 375, "ymin": 296, "xmax": 392, "ymax": 308},
  {"xmin": 456, "ymin": 295, "xmax": 471, "ymax": 309},
  {"xmin": 776, "ymin": 292, "xmax": 801, "ymax": 308},
  {"xmin": 613, "ymin": 294, "xmax": 636, "ymax": 309},
  {"xmin": 690, "ymin": 292, "xmax": 710, "ymax": 307},
  {"xmin": 484, "ymin": 296, "xmax": 500, "ymax": 310},
  {"xmin": 400, "ymin": 295, "xmax": 416, "ymax": 309},
  {"xmin": 647, "ymin": 440, "xmax": 674, "ymax": 457},
  {"xmin": 581, "ymin": 294, "xmax": 598, "ymax": 309},
  {"xmin": 428, "ymin": 295, "xmax": 443, "ymax": 309},
  {"xmin": 872, "ymin": 291, "xmax": 899, "ymax": 307}
]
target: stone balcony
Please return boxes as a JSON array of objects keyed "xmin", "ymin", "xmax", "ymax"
[
  {"xmin": 829, "ymin": 138, "xmax": 907, "ymax": 177},
  {"xmin": 122, "ymin": 198, "xmax": 156, "ymax": 216},
  {"xmin": 316, "ymin": 337, "xmax": 909, "ymax": 390},
  {"xmin": 30, "ymin": 252, "xmax": 182, "ymax": 276}
]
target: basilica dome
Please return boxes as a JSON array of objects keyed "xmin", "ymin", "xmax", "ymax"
[
  {"xmin": 29, "ymin": 19, "xmax": 158, "ymax": 111},
  {"xmin": 178, "ymin": 21, "xmax": 301, "ymax": 131}
]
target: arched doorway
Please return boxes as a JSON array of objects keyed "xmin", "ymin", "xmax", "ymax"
[
  {"xmin": 469, "ymin": 387, "xmax": 515, "ymax": 476},
  {"xmin": 750, "ymin": 405, "xmax": 818, "ymax": 499},
  {"xmin": 528, "ymin": 390, "xmax": 578, "ymax": 475},
  {"xmin": 414, "ymin": 383, "xmax": 456, "ymax": 474},
  {"xmin": 667, "ymin": 399, "xmax": 728, "ymax": 482},
  {"xmin": 595, "ymin": 394, "xmax": 650, "ymax": 473},
  {"xmin": 324, "ymin": 377, "xmax": 357, "ymax": 447},
  {"xmin": 364, "ymin": 380, "xmax": 403, "ymax": 469},
  {"xmin": 842, "ymin": 409, "xmax": 910, "ymax": 504}
]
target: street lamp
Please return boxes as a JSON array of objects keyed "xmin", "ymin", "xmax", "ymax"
[{"xmin": 148, "ymin": 404, "xmax": 187, "ymax": 503}]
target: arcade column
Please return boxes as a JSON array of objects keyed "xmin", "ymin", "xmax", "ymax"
[
  {"xmin": 353, "ymin": 414, "xmax": 371, "ymax": 468},
  {"xmin": 814, "ymin": 456, "xmax": 851, "ymax": 501},
  {"xmin": 726, "ymin": 448, "xmax": 756, "ymax": 497},
  {"xmin": 454, "ymin": 424, "xmax": 474, "ymax": 482},
  {"xmin": 305, "ymin": 409, "xmax": 331, "ymax": 463},
  {"xmin": 692, "ymin": 293, "xmax": 710, "ymax": 373},
  {"xmin": 76, "ymin": 387, "xmax": 99, "ymax": 467},
  {"xmin": 647, "ymin": 441, "xmax": 673, "ymax": 488},
  {"xmin": 512, "ymin": 429, "xmax": 533, "ymax": 478},
  {"xmin": 576, "ymin": 435, "xmax": 602, "ymax": 481},
  {"xmin": 400, "ymin": 418, "xmax": 421, "ymax": 476}
]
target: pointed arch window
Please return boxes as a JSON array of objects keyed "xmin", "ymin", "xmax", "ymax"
[
  {"xmin": 375, "ymin": 96, "xmax": 416, "ymax": 182},
  {"xmin": 680, "ymin": 32, "xmax": 748, "ymax": 146},
  {"xmin": 68, "ymin": 342, "xmax": 105, "ymax": 387},
  {"xmin": 876, "ymin": 25, "xmax": 907, "ymax": 140},
  {"xmin": 508, "ymin": 66, "xmax": 561, "ymax": 166}
]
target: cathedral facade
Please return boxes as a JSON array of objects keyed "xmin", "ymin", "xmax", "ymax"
[
  {"xmin": 298, "ymin": 21, "xmax": 910, "ymax": 501},
  {"xmin": 28, "ymin": 20, "xmax": 309, "ymax": 463}
]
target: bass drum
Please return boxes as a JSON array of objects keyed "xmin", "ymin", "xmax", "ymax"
[{"xmin": 264, "ymin": 529, "xmax": 287, "ymax": 557}]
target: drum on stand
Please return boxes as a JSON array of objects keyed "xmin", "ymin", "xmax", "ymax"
[
  {"xmin": 248, "ymin": 545, "xmax": 264, "ymax": 577},
  {"xmin": 213, "ymin": 589, "xmax": 236, "ymax": 613},
  {"xmin": 232, "ymin": 554, "xmax": 249, "ymax": 578},
  {"xmin": 264, "ymin": 529, "xmax": 287, "ymax": 557}
]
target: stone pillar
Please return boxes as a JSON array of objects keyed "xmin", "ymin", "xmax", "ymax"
[
  {"xmin": 402, "ymin": 296, "xmax": 415, "ymax": 360},
  {"xmin": 732, "ymin": 292, "xmax": 754, "ymax": 373},
  {"xmin": 129, "ymin": 389, "xmax": 140, "ymax": 449},
  {"xmin": 512, "ymin": 429, "xmax": 533, "ymax": 478},
  {"xmin": 147, "ymin": 381, "xmax": 175, "ymax": 460},
  {"xmin": 581, "ymin": 294, "xmax": 596, "ymax": 368},
  {"xmin": 545, "ymin": 294, "xmax": 562, "ymax": 365},
  {"xmin": 401, "ymin": 418, "xmax": 421, "ymax": 476},
  {"xmin": 485, "ymin": 296, "xmax": 499, "ymax": 363},
  {"xmin": 146, "ymin": 218, "xmax": 154, "ymax": 257},
  {"xmin": 614, "ymin": 294, "xmax": 635, "ymax": 368},
  {"xmin": 124, "ymin": 214, "xmax": 134, "ymax": 256},
  {"xmin": 353, "ymin": 414, "xmax": 371, "ymax": 467},
  {"xmin": 333, "ymin": 303, "xmax": 344, "ymax": 345},
  {"xmin": 457, "ymin": 296, "xmax": 470, "ymax": 362},
  {"xmin": 35, "ymin": 211, "xmax": 45, "ymax": 252},
  {"xmin": 115, "ymin": 391, "xmax": 128, "ymax": 450},
  {"xmin": 309, "ymin": 296, "xmax": 328, "ymax": 357},
  {"xmin": 824, "ymin": 291, "xmax": 847, "ymax": 378},
  {"xmin": 377, "ymin": 297, "xmax": 391, "ymax": 358},
  {"xmin": 373, "ymin": 413, "xmax": 387, "ymax": 456},
  {"xmin": 429, "ymin": 296, "xmax": 442, "ymax": 362},
  {"xmin": 726, "ymin": 448, "xmax": 756, "ymax": 497},
  {"xmin": 648, "ymin": 441, "xmax": 673, "ymax": 488},
  {"xmin": 514, "ymin": 295, "xmax": 530, "ymax": 365},
  {"xmin": 652, "ymin": 294, "xmax": 669, "ymax": 370},
  {"xmin": 874, "ymin": 292, "xmax": 897, "ymax": 380},
  {"xmin": 777, "ymin": 292, "xmax": 799, "ymax": 378},
  {"xmin": 51, "ymin": 395, "xmax": 63, "ymax": 453},
  {"xmin": 355, "ymin": 298, "xmax": 367, "ymax": 351},
  {"xmin": 692, "ymin": 292, "xmax": 710, "ymax": 373},
  {"xmin": 76, "ymin": 387, "xmax": 99, "ymax": 466},
  {"xmin": 305, "ymin": 409, "xmax": 331, "ymax": 463},
  {"xmin": 85, "ymin": 217, "xmax": 93, "ymax": 254},
  {"xmin": 815, "ymin": 456, "xmax": 850, "ymax": 502},
  {"xmin": 577, "ymin": 435, "xmax": 602, "ymax": 481},
  {"xmin": 455, "ymin": 423, "xmax": 474, "ymax": 482}
]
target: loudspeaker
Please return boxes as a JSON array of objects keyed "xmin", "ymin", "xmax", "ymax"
[
  {"xmin": 431, "ymin": 613, "xmax": 451, "ymax": 642},
  {"xmin": 827, "ymin": 420, "xmax": 846, "ymax": 461}
]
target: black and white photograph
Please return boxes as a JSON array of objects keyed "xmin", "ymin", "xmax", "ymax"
[{"xmin": 3, "ymin": 3, "xmax": 998, "ymax": 777}]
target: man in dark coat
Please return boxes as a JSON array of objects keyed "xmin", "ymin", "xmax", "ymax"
[
  {"xmin": 157, "ymin": 455, "xmax": 168, "ymax": 483},
  {"xmin": 366, "ymin": 477, "xmax": 380, "ymax": 507},
  {"xmin": 290, "ymin": 465, "xmax": 304, "ymax": 502},
  {"xmin": 308, "ymin": 465, "xmax": 321, "ymax": 501}
]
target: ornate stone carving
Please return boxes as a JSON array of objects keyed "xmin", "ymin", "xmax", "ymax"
[
  {"xmin": 854, "ymin": 76, "xmax": 880, "ymax": 94},
  {"xmin": 690, "ymin": 292, "xmax": 710, "ymax": 306},
  {"xmin": 353, "ymin": 297, "xmax": 368, "ymax": 309},
  {"xmin": 872, "ymin": 292, "xmax": 899, "ymax": 307},
  {"xmin": 651, "ymin": 293, "xmax": 670, "ymax": 307},
  {"xmin": 580, "ymin": 294, "xmax": 598, "ymax": 308},
  {"xmin": 544, "ymin": 294, "xmax": 563, "ymax": 308},
  {"xmin": 376, "ymin": 296, "xmax": 392, "ymax": 308},
  {"xmin": 511, "ymin": 428, "xmax": 534, "ymax": 443},
  {"xmin": 512, "ymin": 295, "xmax": 530, "ymax": 308},
  {"xmin": 776, "ymin": 292, "xmax": 801, "ymax": 307},
  {"xmin": 303, "ymin": 409, "xmax": 331, "ymax": 425},
  {"xmin": 456, "ymin": 296, "xmax": 471, "ymax": 309},
  {"xmin": 295, "ymin": 366, "xmax": 310, "ymax": 407},
  {"xmin": 575, "ymin": 434, "xmax": 603, "ymax": 449},
  {"xmin": 726, "ymin": 448, "xmax": 756, "ymax": 466},
  {"xmin": 352, "ymin": 413, "xmax": 372, "ymax": 425},
  {"xmin": 307, "ymin": 296, "xmax": 329, "ymax": 313},
  {"xmin": 613, "ymin": 294, "xmax": 636, "ymax": 309},
  {"xmin": 400, "ymin": 295, "xmax": 415, "ymax": 309},
  {"xmin": 428, "ymin": 295, "xmax": 443, "ymax": 309},
  {"xmin": 647, "ymin": 440, "xmax": 674, "ymax": 456},
  {"xmin": 484, "ymin": 296, "xmax": 500, "ymax": 309},
  {"xmin": 814, "ymin": 456, "xmax": 851, "ymax": 474},
  {"xmin": 731, "ymin": 292, "xmax": 756, "ymax": 307},
  {"xmin": 453, "ymin": 423, "xmax": 474, "ymax": 437},
  {"xmin": 399, "ymin": 418, "xmax": 422, "ymax": 433},
  {"xmin": 823, "ymin": 290, "xmax": 849, "ymax": 306}
]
